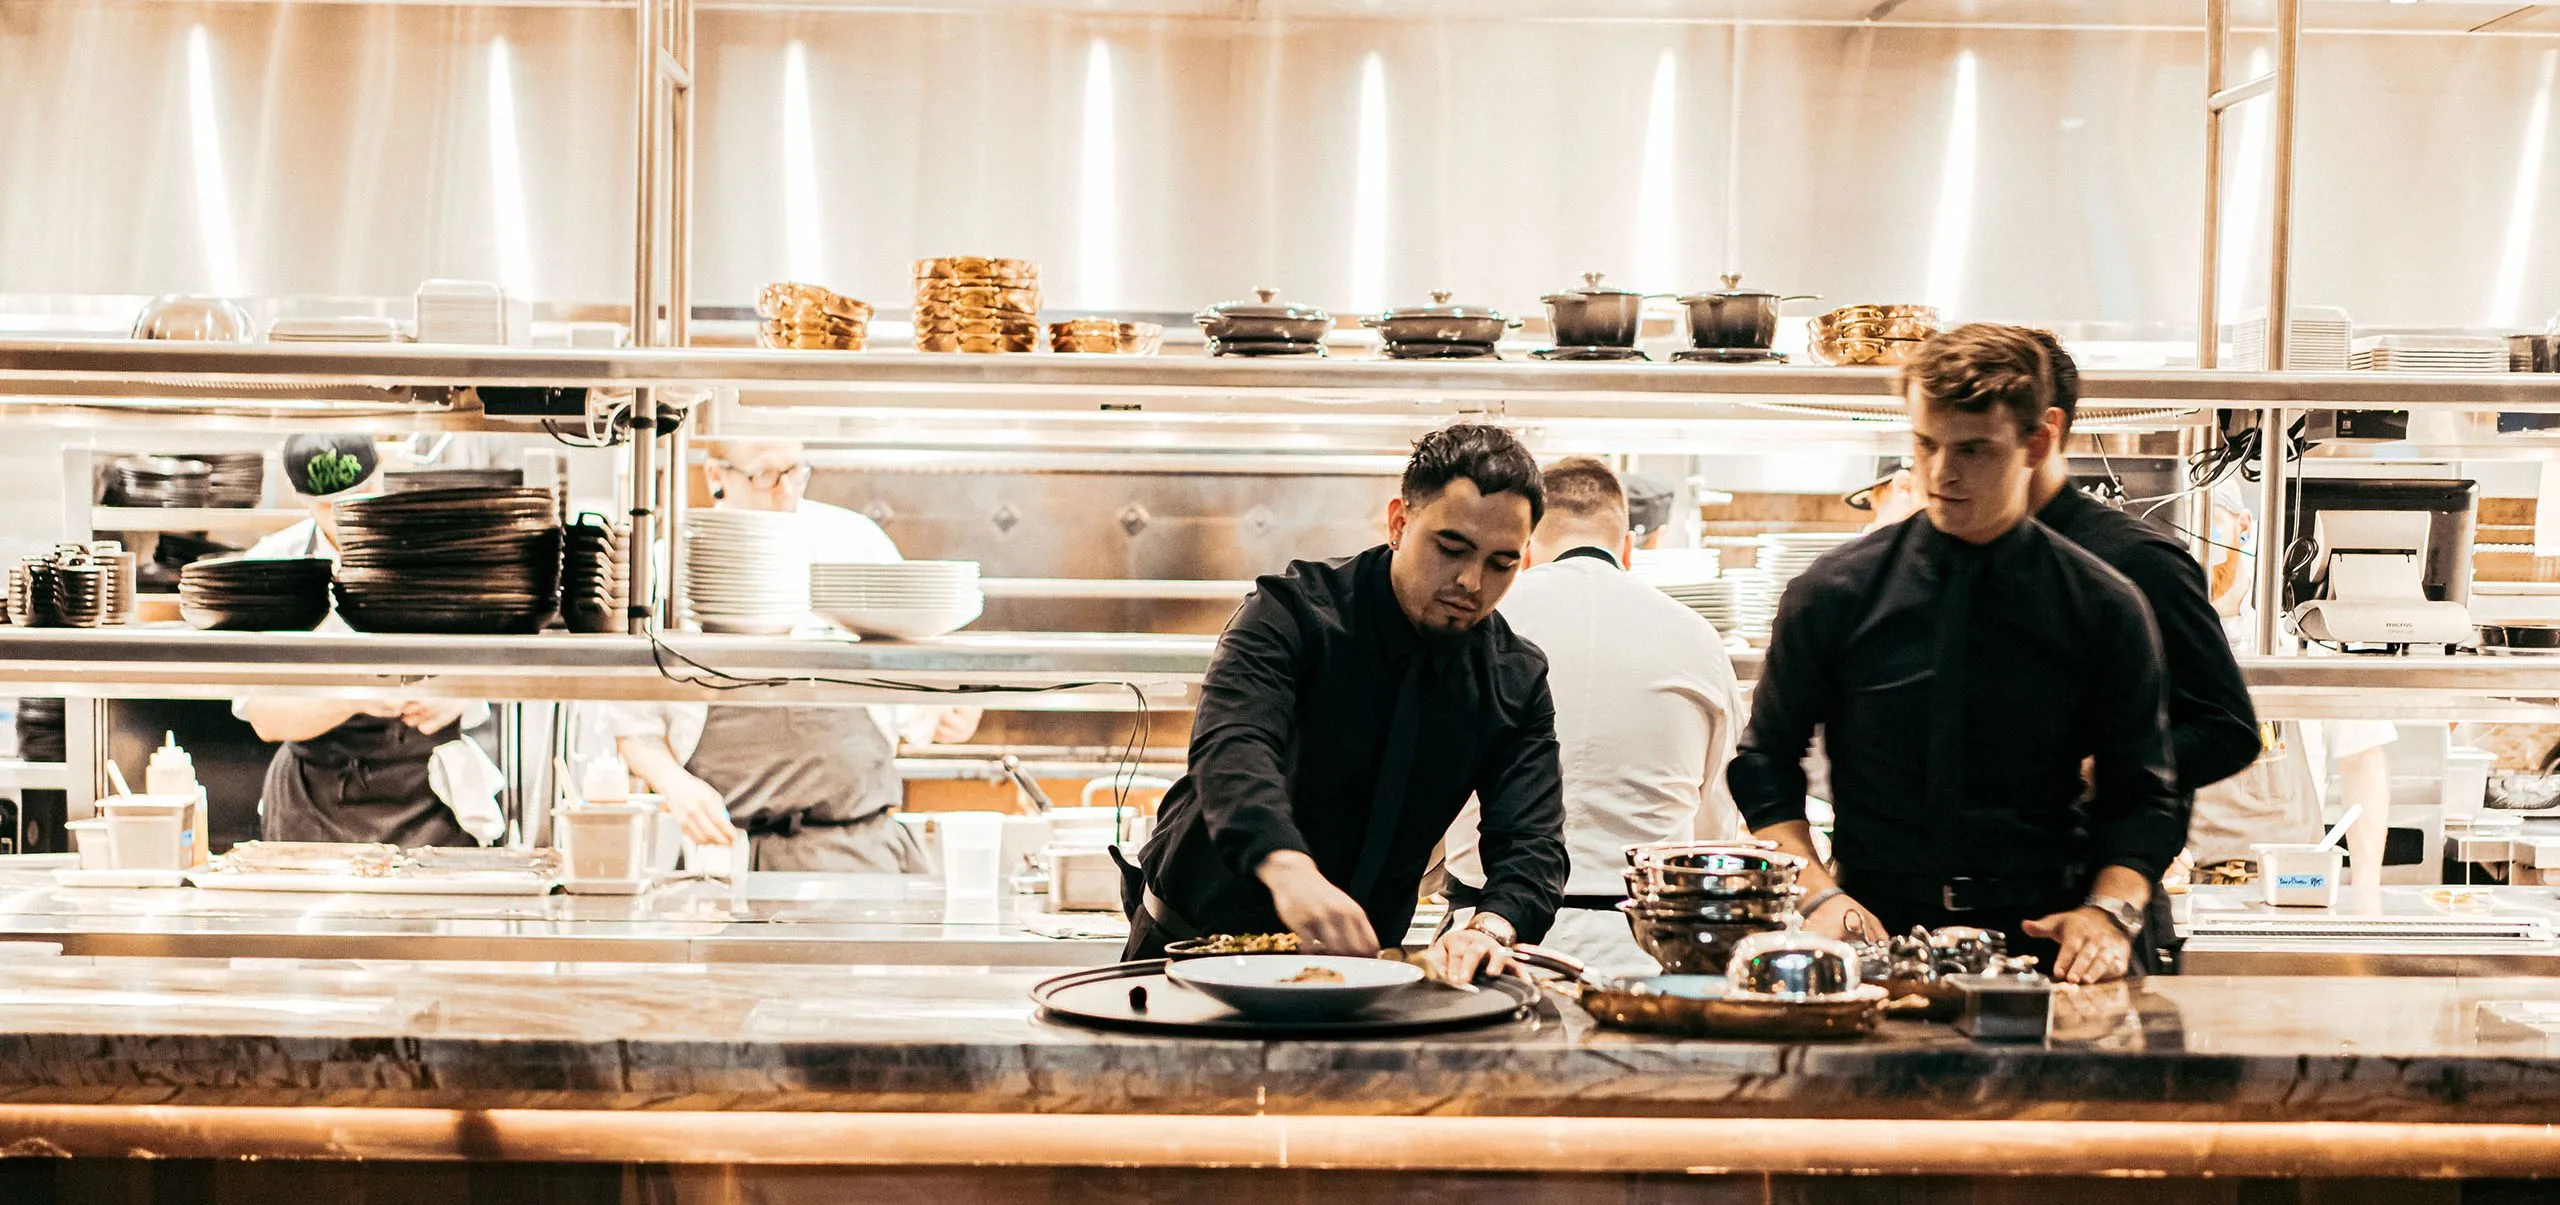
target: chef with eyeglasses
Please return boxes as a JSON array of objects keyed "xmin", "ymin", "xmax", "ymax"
[{"xmin": 600, "ymin": 438, "xmax": 979, "ymax": 872}]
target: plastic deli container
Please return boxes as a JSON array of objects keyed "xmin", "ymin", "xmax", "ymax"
[
  {"xmin": 100, "ymin": 795, "xmax": 191, "ymax": 871},
  {"xmin": 560, "ymin": 803, "xmax": 653, "ymax": 882},
  {"xmin": 2253, "ymin": 843, "xmax": 2346, "ymax": 907},
  {"xmin": 2444, "ymin": 747, "xmax": 2496, "ymax": 822}
]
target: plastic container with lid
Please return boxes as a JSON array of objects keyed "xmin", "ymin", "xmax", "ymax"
[
  {"xmin": 101, "ymin": 795, "xmax": 190, "ymax": 871},
  {"xmin": 2254, "ymin": 843, "xmax": 2347, "ymax": 907}
]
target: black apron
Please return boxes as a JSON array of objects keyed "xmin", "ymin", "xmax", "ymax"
[{"xmin": 259, "ymin": 714, "xmax": 471, "ymax": 847}]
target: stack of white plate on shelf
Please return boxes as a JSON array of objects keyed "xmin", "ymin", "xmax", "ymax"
[
  {"xmin": 1755, "ymin": 532, "xmax": 1858, "ymax": 590},
  {"xmin": 2350, "ymin": 334, "xmax": 2510, "ymax": 374},
  {"xmin": 810, "ymin": 560, "xmax": 984, "ymax": 640},
  {"xmin": 2226, "ymin": 306, "xmax": 2353, "ymax": 371},
  {"xmin": 267, "ymin": 317, "xmax": 408, "ymax": 344},
  {"xmin": 414, "ymin": 279, "xmax": 531, "ymax": 346},
  {"xmin": 682, "ymin": 510, "xmax": 811, "ymax": 635}
]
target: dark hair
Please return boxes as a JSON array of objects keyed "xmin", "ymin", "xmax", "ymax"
[
  {"xmin": 1899, "ymin": 323, "xmax": 2068, "ymax": 438},
  {"xmin": 1539, "ymin": 456, "xmax": 1627, "ymax": 526},
  {"xmin": 1402, "ymin": 424, "xmax": 1545, "ymax": 525}
]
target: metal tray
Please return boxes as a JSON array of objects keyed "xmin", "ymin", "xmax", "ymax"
[
  {"xmin": 1032, "ymin": 959, "xmax": 1542, "ymax": 1039},
  {"xmin": 1567, "ymin": 976, "xmax": 1887, "ymax": 1040}
]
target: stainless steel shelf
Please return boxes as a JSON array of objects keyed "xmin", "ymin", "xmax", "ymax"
[
  {"xmin": 0, "ymin": 628, "xmax": 2551, "ymax": 718},
  {"xmin": 4, "ymin": 341, "xmax": 2557, "ymax": 415},
  {"xmin": 0, "ymin": 629, "xmax": 1207, "ymax": 709}
]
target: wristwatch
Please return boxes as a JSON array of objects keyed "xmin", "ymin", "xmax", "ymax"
[
  {"xmin": 2085, "ymin": 895, "xmax": 2144, "ymax": 937},
  {"xmin": 1465, "ymin": 911, "xmax": 1518, "ymax": 947}
]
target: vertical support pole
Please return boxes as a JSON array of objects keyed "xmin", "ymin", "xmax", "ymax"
[
  {"xmin": 633, "ymin": 0, "xmax": 663, "ymax": 350},
  {"xmin": 668, "ymin": 0, "xmax": 694, "ymax": 350},
  {"xmin": 2252, "ymin": 0, "xmax": 2302, "ymax": 657},
  {"xmin": 2197, "ymin": 0, "xmax": 2227, "ymax": 372},
  {"xmin": 628, "ymin": 389, "xmax": 659, "ymax": 636}
]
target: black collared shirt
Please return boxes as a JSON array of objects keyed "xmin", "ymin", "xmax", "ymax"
[
  {"xmin": 1138, "ymin": 545, "xmax": 1570, "ymax": 943},
  {"xmin": 1727, "ymin": 514, "xmax": 2186, "ymax": 881},
  {"xmin": 2037, "ymin": 486, "xmax": 2260, "ymax": 794}
]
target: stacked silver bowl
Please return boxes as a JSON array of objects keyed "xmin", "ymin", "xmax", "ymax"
[{"xmin": 1619, "ymin": 842, "xmax": 1805, "ymax": 974}]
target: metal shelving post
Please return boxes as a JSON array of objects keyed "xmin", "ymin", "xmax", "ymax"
[{"xmin": 2200, "ymin": 0, "xmax": 2304, "ymax": 655}]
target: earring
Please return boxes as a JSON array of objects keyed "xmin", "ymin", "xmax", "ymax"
[{"xmin": 709, "ymin": 484, "xmax": 725, "ymax": 500}]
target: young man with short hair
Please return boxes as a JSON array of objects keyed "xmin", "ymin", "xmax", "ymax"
[
  {"xmin": 1126, "ymin": 424, "xmax": 1569, "ymax": 983},
  {"xmin": 1728, "ymin": 325, "xmax": 2183, "ymax": 984}
]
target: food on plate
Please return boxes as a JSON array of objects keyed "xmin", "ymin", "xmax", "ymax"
[
  {"xmin": 1191, "ymin": 932, "xmax": 1300, "ymax": 955},
  {"xmin": 1283, "ymin": 966, "xmax": 1347, "ymax": 985}
]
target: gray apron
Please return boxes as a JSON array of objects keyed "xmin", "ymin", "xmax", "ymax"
[
  {"xmin": 682, "ymin": 704, "xmax": 923, "ymax": 873},
  {"xmin": 260, "ymin": 715, "xmax": 471, "ymax": 847}
]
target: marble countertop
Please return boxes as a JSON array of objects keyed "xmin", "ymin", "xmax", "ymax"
[{"xmin": 0, "ymin": 956, "xmax": 2558, "ymax": 1123}]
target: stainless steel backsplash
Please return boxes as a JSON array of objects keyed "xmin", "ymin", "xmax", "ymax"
[{"xmin": 6, "ymin": 2, "xmax": 2558, "ymax": 332}]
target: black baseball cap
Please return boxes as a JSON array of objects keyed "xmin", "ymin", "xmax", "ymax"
[
  {"xmin": 281, "ymin": 434, "xmax": 380, "ymax": 498},
  {"xmin": 1623, "ymin": 472, "xmax": 1677, "ymax": 537}
]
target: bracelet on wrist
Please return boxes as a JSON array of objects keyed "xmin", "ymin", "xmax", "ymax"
[{"xmin": 1800, "ymin": 886, "xmax": 1847, "ymax": 919}]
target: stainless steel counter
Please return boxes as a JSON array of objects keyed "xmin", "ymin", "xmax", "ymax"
[
  {"xmin": 2178, "ymin": 883, "xmax": 2560, "ymax": 975},
  {"xmin": 0, "ymin": 869, "xmax": 1127, "ymax": 967}
]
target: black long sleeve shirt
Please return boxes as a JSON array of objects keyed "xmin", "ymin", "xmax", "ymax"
[
  {"xmin": 2037, "ymin": 486, "xmax": 2261, "ymax": 794},
  {"xmin": 1137, "ymin": 545, "xmax": 1570, "ymax": 944},
  {"xmin": 1727, "ymin": 514, "xmax": 2186, "ymax": 882}
]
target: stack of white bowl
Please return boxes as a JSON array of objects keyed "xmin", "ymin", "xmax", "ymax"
[
  {"xmin": 683, "ymin": 510, "xmax": 811, "ymax": 634},
  {"xmin": 811, "ymin": 560, "xmax": 984, "ymax": 639}
]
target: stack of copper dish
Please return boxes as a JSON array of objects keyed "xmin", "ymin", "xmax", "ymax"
[
  {"xmin": 1808, "ymin": 304, "xmax": 1939, "ymax": 366},
  {"xmin": 1620, "ymin": 842, "xmax": 1804, "ymax": 973},
  {"xmin": 914, "ymin": 257, "xmax": 1039, "ymax": 353},
  {"xmin": 1047, "ymin": 318, "xmax": 1163, "ymax": 355},
  {"xmin": 756, "ymin": 282, "xmax": 872, "ymax": 351}
]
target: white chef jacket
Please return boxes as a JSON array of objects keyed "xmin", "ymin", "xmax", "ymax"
[
  {"xmin": 1443, "ymin": 550, "xmax": 1745, "ymax": 896},
  {"xmin": 594, "ymin": 499, "xmax": 926, "ymax": 760}
]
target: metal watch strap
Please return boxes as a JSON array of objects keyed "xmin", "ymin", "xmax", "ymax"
[
  {"xmin": 2087, "ymin": 895, "xmax": 2143, "ymax": 937},
  {"xmin": 1465, "ymin": 911, "xmax": 1516, "ymax": 947}
]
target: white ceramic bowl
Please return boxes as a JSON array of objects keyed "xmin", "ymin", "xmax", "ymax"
[
  {"xmin": 818, "ymin": 595, "xmax": 984, "ymax": 640},
  {"xmin": 1163, "ymin": 954, "xmax": 1423, "ymax": 1020}
]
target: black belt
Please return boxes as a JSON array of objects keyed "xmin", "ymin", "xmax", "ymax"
[
  {"xmin": 743, "ymin": 811, "xmax": 872, "ymax": 839},
  {"xmin": 1836, "ymin": 864, "xmax": 2085, "ymax": 914},
  {"xmin": 1445, "ymin": 882, "xmax": 1624, "ymax": 914}
]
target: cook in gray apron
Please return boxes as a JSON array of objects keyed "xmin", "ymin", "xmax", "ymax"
[
  {"xmin": 682, "ymin": 704, "xmax": 927, "ymax": 873},
  {"xmin": 260, "ymin": 714, "xmax": 472, "ymax": 847}
]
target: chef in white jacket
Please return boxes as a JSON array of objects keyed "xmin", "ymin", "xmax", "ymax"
[
  {"xmin": 603, "ymin": 439, "xmax": 977, "ymax": 872},
  {"xmin": 1442, "ymin": 457, "xmax": 1744, "ymax": 975}
]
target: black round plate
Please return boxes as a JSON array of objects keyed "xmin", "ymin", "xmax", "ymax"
[{"xmin": 1029, "ymin": 960, "xmax": 1540, "ymax": 1039}]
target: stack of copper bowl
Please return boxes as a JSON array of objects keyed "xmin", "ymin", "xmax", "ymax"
[
  {"xmin": 1047, "ymin": 317, "xmax": 1164, "ymax": 355},
  {"xmin": 1807, "ymin": 304, "xmax": 1940, "ymax": 366},
  {"xmin": 757, "ymin": 282, "xmax": 873, "ymax": 351},
  {"xmin": 1620, "ymin": 842, "xmax": 1805, "ymax": 973},
  {"xmin": 914, "ymin": 257, "xmax": 1039, "ymax": 353}
]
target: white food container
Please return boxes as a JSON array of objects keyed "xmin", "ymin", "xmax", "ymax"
[
  {"xmin": 1045, "ymin": 843, "xmax": 1121, "ymax": 913},
  {"xmin": 2254, "ymin": 843, "xmax": 2346, "ymax": 907},
  {"xmin": 100, "ymin": 795, "xmax": 190, "ymax": 871},
  {"xmin": 2444, "ymin": 747, "xmax": 2496, "ymax": 822},
  {"xmin": 65, "ymin": 819, "xmax": 113, "ymax": 871},
  {"xmin": 559, "ymin": 803, "xmax": 653, "ymax": 882}
]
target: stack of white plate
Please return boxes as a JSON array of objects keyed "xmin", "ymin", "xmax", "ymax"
[
  {"xmin": 810, "ymin": 561, "xmax": 984, "ymax": 639},
  {"xmin": 2226, "ymin": 307, "xmax": 2353, "ymax": 371},
  {"xmin": 1647, "ymin": 569, "xmax": 1775, "ymax": 644},
  {"xmin": 1756, "ymin": 532, "xmax": 1858, "ymax": 589},
  {"xmin": 683, "ymin": 510, "xmax": 811, "ymax": 634},
  {"xmin": 2350, "ymin": 334, "xmax": 2509, "ymax": 374},
  {"xmin": 1627, "ymin": 547, "xmax": 1725, "ymax": 587},
  {"xmin": 268, "ymin": 317, "xmax": 408, "ymax": 344},
  {"xmin": 415, "ymin": 279, "xmax": 531, "ymax": 346}
]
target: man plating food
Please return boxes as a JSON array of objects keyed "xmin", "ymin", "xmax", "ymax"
[
  {"xmin": 1728, "ymin": 325, "xmax": 2184, "ymax": 984},
  {"xmin": 1124, "ymin": 424, "xmax": 1569, "ymax": 983}
]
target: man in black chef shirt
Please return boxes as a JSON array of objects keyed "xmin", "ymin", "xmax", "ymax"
[
  {"xmin": 1728, "ymin": 324, "xmax": 2184, "ymax": 984},
  {"xmin": 1126, "ymin": 424, "xmax": 1569, "ymax": 982},
  {"xmin": 2022, "ymin": 329, "xmax": 2261, "ymax": 972}
]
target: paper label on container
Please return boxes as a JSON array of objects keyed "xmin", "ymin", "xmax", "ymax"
[{"xmin": 2276, "ymin": 874, "xmax": 2330, "ymax": 889}]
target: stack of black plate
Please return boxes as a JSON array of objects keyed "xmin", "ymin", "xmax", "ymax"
[
  {"xmin": 1205, "ymin": 337, "xmax": 1327, "ymax": 358},
  {"xmin": 15, "ymin": 698, "xmax": 65, "ymax": 764},
  {"xmin": 178, "ymin": 556, "xmax": 332, "ymax": 631},
  {"xmin": 560, "ymin": 518, "xmax": 630, "ymax": 634},
  {"xmin": 385, "ymin": 467, "xmax": 526, "ymax": 494},
  {"xmin": 183, "ymin": 452, "xmax": 268, "ymax": 507},
  {"xmin": 330, "ymin": 487, "xmax": 562, "ymax": 635},
  {"xmin": 109, "ymin": 456, "xmax": 213, "ymax": 508}
]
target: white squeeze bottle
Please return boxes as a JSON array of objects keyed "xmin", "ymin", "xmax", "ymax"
[{"xmin": 146, "ymin": 733, "xmax": 206, "ymax": 866}]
